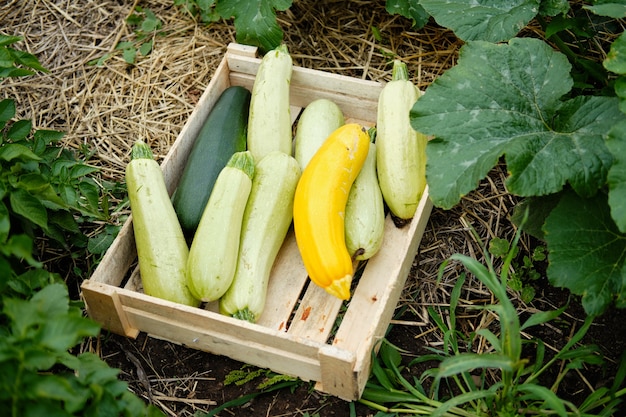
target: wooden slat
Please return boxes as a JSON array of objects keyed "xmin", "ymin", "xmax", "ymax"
[
  {"xmin": 287, "ymin": 281, "xmax": 343, "ymax": 343},
  {"xmin": 330, "ymin": 189, "xmax": 433, "ymax": 393},
  {"xmin": 256, "ymin": 230, "xmax": 310, "ymax": 331},
  {"xmin": 115, "ymin": 287, "xmax": 325, "ymax": 382}
]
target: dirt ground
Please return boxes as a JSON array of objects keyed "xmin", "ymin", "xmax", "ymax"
[{"xmin": 3, "ymin": 0, "xmax": 626, "ymax": 416}]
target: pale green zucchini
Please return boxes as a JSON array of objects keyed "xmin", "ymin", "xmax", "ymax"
[
  {"xmin": 294, "ymin": 98, "xmax": 344, "ymax": 170},
  {"xmin": 219, "ymin": 151, "xmax": 301, "ymax": 323},
  {"xmin": 125, "ymin": 140, "xmax": 199, "ymax": 307},
  {"xmin": 186, "ymin": 151, "xmax": 255, "ymax": 302},
  {"xmin": 376, "ymin": 59, "xmax": 428, "ymax": 220},
  {"xmin": 247, "ymin": 44, "xmax": 293, "ymax": 160},
  {"xmin": 345, "ymin": 137, "xmax": 385, "ymax": 260}
]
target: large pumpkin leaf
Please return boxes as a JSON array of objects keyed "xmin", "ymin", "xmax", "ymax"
[
  {"xmin": 543, "ymin": 191, "xmax": 626, "ymax": 316},
  {"xmin": 385, "ymin": 0, "xmax": 430, "ymax": 29},
  {"xmin": 607, "ymin": 119, "xmax": 626, "ymax": 233},
  {"xmin": 419, "ymin": 0, "xmax": 540, "ymax": 42},
  {"xmin": 410, "ymin": 38, "xmax": 620, "ymax": 209}
]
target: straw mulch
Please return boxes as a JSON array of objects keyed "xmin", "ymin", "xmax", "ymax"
[{"xmin": 3, "ymin": 1, "xmax": 620, "ymax": 415}]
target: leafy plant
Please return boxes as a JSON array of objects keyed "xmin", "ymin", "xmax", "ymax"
[
  {"xmin": 173, "ymin": 0, "xmax": 293, "ymax": 53},
  {"xmin": 408, "ymin": 3, "xmax": 626, "ymax": 316},
  {"xmin": 0, "ymin": 35, "xmax": 47, "ymax": 78},
  {"xmin": 358, "ymin": 222, "xmax": 626, "ymax": 416},
  {"xmin": 1, "ymin": 35, "xmax": 160, "ymax": 416},
  {"xmin": 488, "ymin": 237, "xmax": 545, "ymax": 303},
  {"xmin": 0, "ymin": 282, "xmax": 162, "ymax": 417}
]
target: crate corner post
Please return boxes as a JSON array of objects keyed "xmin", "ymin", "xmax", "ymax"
[
  {"xmin": 81, "ymin": 280, "xmax": 139, "ymax": 339},
  {"xmin": 317, "ymin": 344, "xmax": 363, "ymax": 401}
]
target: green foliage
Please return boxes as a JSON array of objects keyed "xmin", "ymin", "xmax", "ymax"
[
  {"xmin": 409, "ymin": 2, "xmax": 626, "ymax": 316},
  {"xmin": 359, "ymin": 226, "xmax": 626, "ymax": 415},
  {"xmin": 488, "ymin": 237, "xmax": 545, "ymax": 303},
  {"xmin": 0, "ymin": 282, "xmax": 164, "ymax": 417},
  {"xmin": 0, "ymin": 98, "xmax": 108, "ymax": 251},
  {"xmin": 173, "ymin": 0, "xmax": 292, "ymax": 53},
  {"xmin": 1, "ymin": 43, "xmax": 158, "ymax": 416},
  {"xmin": 385, "ymin": 0, "xmax": 430, "ymax": 30},
  {"xmin": 224, "ymin": 365, "xmax": 298, "ymax": 389},
  {"xmin": 0, "ymin": 35, "xmax": 47, "ymax": 78}
]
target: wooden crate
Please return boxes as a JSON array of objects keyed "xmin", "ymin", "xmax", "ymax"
[{"xmin": 81, "ymin": 43, "xmax": 433, "ymax": 401}]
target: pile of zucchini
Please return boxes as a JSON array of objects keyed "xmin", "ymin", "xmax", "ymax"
[{"xmin": 126, "ymin": 45, "xmax": 427, "ymax": 322}]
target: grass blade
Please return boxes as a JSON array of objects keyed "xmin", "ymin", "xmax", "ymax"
[{"xmin": 437, "ymin": 353, "xmax": 514, "ymax": 378}]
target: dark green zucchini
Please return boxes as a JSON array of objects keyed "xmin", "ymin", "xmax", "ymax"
[{"xmin": 172, "ymin": 85, "xmax": 251, "ymax": 235}]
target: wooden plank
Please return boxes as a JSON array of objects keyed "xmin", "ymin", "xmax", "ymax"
[
  {"xmin": 88, "ymin": 220, "xmax": 136, "ymax": 287},
  {"xmin": 287, "ymin": 281, "xmax": 343, "ymax": 343},
  {"xmin": 256, "ymin": 229, "xmax": 310, "ymax": 331},
  {"xmin": 114, "ymin": 287, "xmax": 326, "ymax": 382}
]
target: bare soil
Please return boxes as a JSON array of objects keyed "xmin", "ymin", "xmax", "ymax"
[{"xmin": 3, "ymin": 0, "xmax": 625, "ymax": 416}]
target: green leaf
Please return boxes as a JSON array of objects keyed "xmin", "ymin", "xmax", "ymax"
[
  {"xmin": 607, "ymin": 119, "xmax": 626, "ymax": 233},
  {"xmin": 215, "ymin": 0, "xmax": 292, "ymax": 53},
  {"xmin": 385, "ymin": 0, "xmax": 430, "ymax": 30},
  {"xmin": 2, "ymin": 234, "xmax": 41, "ymax": 267},
  {"xmin": 517, "ymin": 383, "xmax": 568, "ymax": 417},
  {"xmin": 9, "ymin": 189, "xmax": 48, "ymax": 230},
  {"xmin": 33, "ymin": 128, "xmax": 65, "ymax": 146},
  {"xmin": 0, "ymin": 35, "xmax": 23, "ymax": 48},
  {"xmin": 9, "ymin": 49, "xmax": 47, "ymax": 73},
  {"xmin": 488, "ymin": 237, "xmax": 510, "ymax": 258},
  {"xmin": 122, "ymin": 47, "xmax": 136, "ymax": 64},
  {"xmin": 539, "ymin": 0, "xmax": 570, "ymax": 16},
  {"xmin": 0, "ymin": 98, "xmax": 16, "ymax": 124},
  {"xmin": 520, "ymin": 304, "xmax": 567, "ymax": 331},
  {"xmin": 0, "ymin": 143, "xmax": 41, "ymax": 162},
  {"xmin": 543, "ymin": 190, "xmax": 626, "ymax": 315},
  {"xmin": 139, "ymin": 40, "xmax": 153, "ymax": 56},
  {"xmin": 605, "ymin": 32, "xmax": 626, "ymax": 75},
  {"xmin": 614, "ymin": 76, "xmax": 626, "ymax": 113},
  {"xmin": 437, "ymin": 353, "xmax": 514, "ymax": 378},
  {"xmin": 418, "ymin": 0, "xmax": 540, "ymax": 42},
  {"xmin": 585, "ymin": 2, "xmax": 626, "ymax": 18},
  {"xmin": 411, "ymin": 38, "xmax": 619, "ymax": 209}
]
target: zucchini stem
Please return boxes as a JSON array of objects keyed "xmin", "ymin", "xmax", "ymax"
[
  {"xmin": 391, "ymin": 59, "xmax": 409, "ymax": 82},
  {"xmin": 232, "ymin": 308, "xmax": 256, "ymax": 323},
  {"xmin": 226, "ymin": 151, "xmax": 255, "ymax": 180},
  {"xmin": 131, "ymin": 140, "xmax": 154, "ymax": 160}
]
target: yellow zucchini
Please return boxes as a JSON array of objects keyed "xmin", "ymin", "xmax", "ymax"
[
  {"xmin": 219, "ymin": 151, "xmax": 301, "ymax": 322},
  {"xmin": 293, "ymin": 123, "xmax": 370, "ymax": 300},
  {"xmin": 125, "ymin": 140, "xmax": 199, "ymax": 307},
  {"xmin": 376, "ymin": 59, "xmax": 427, "ymax": 220}
]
